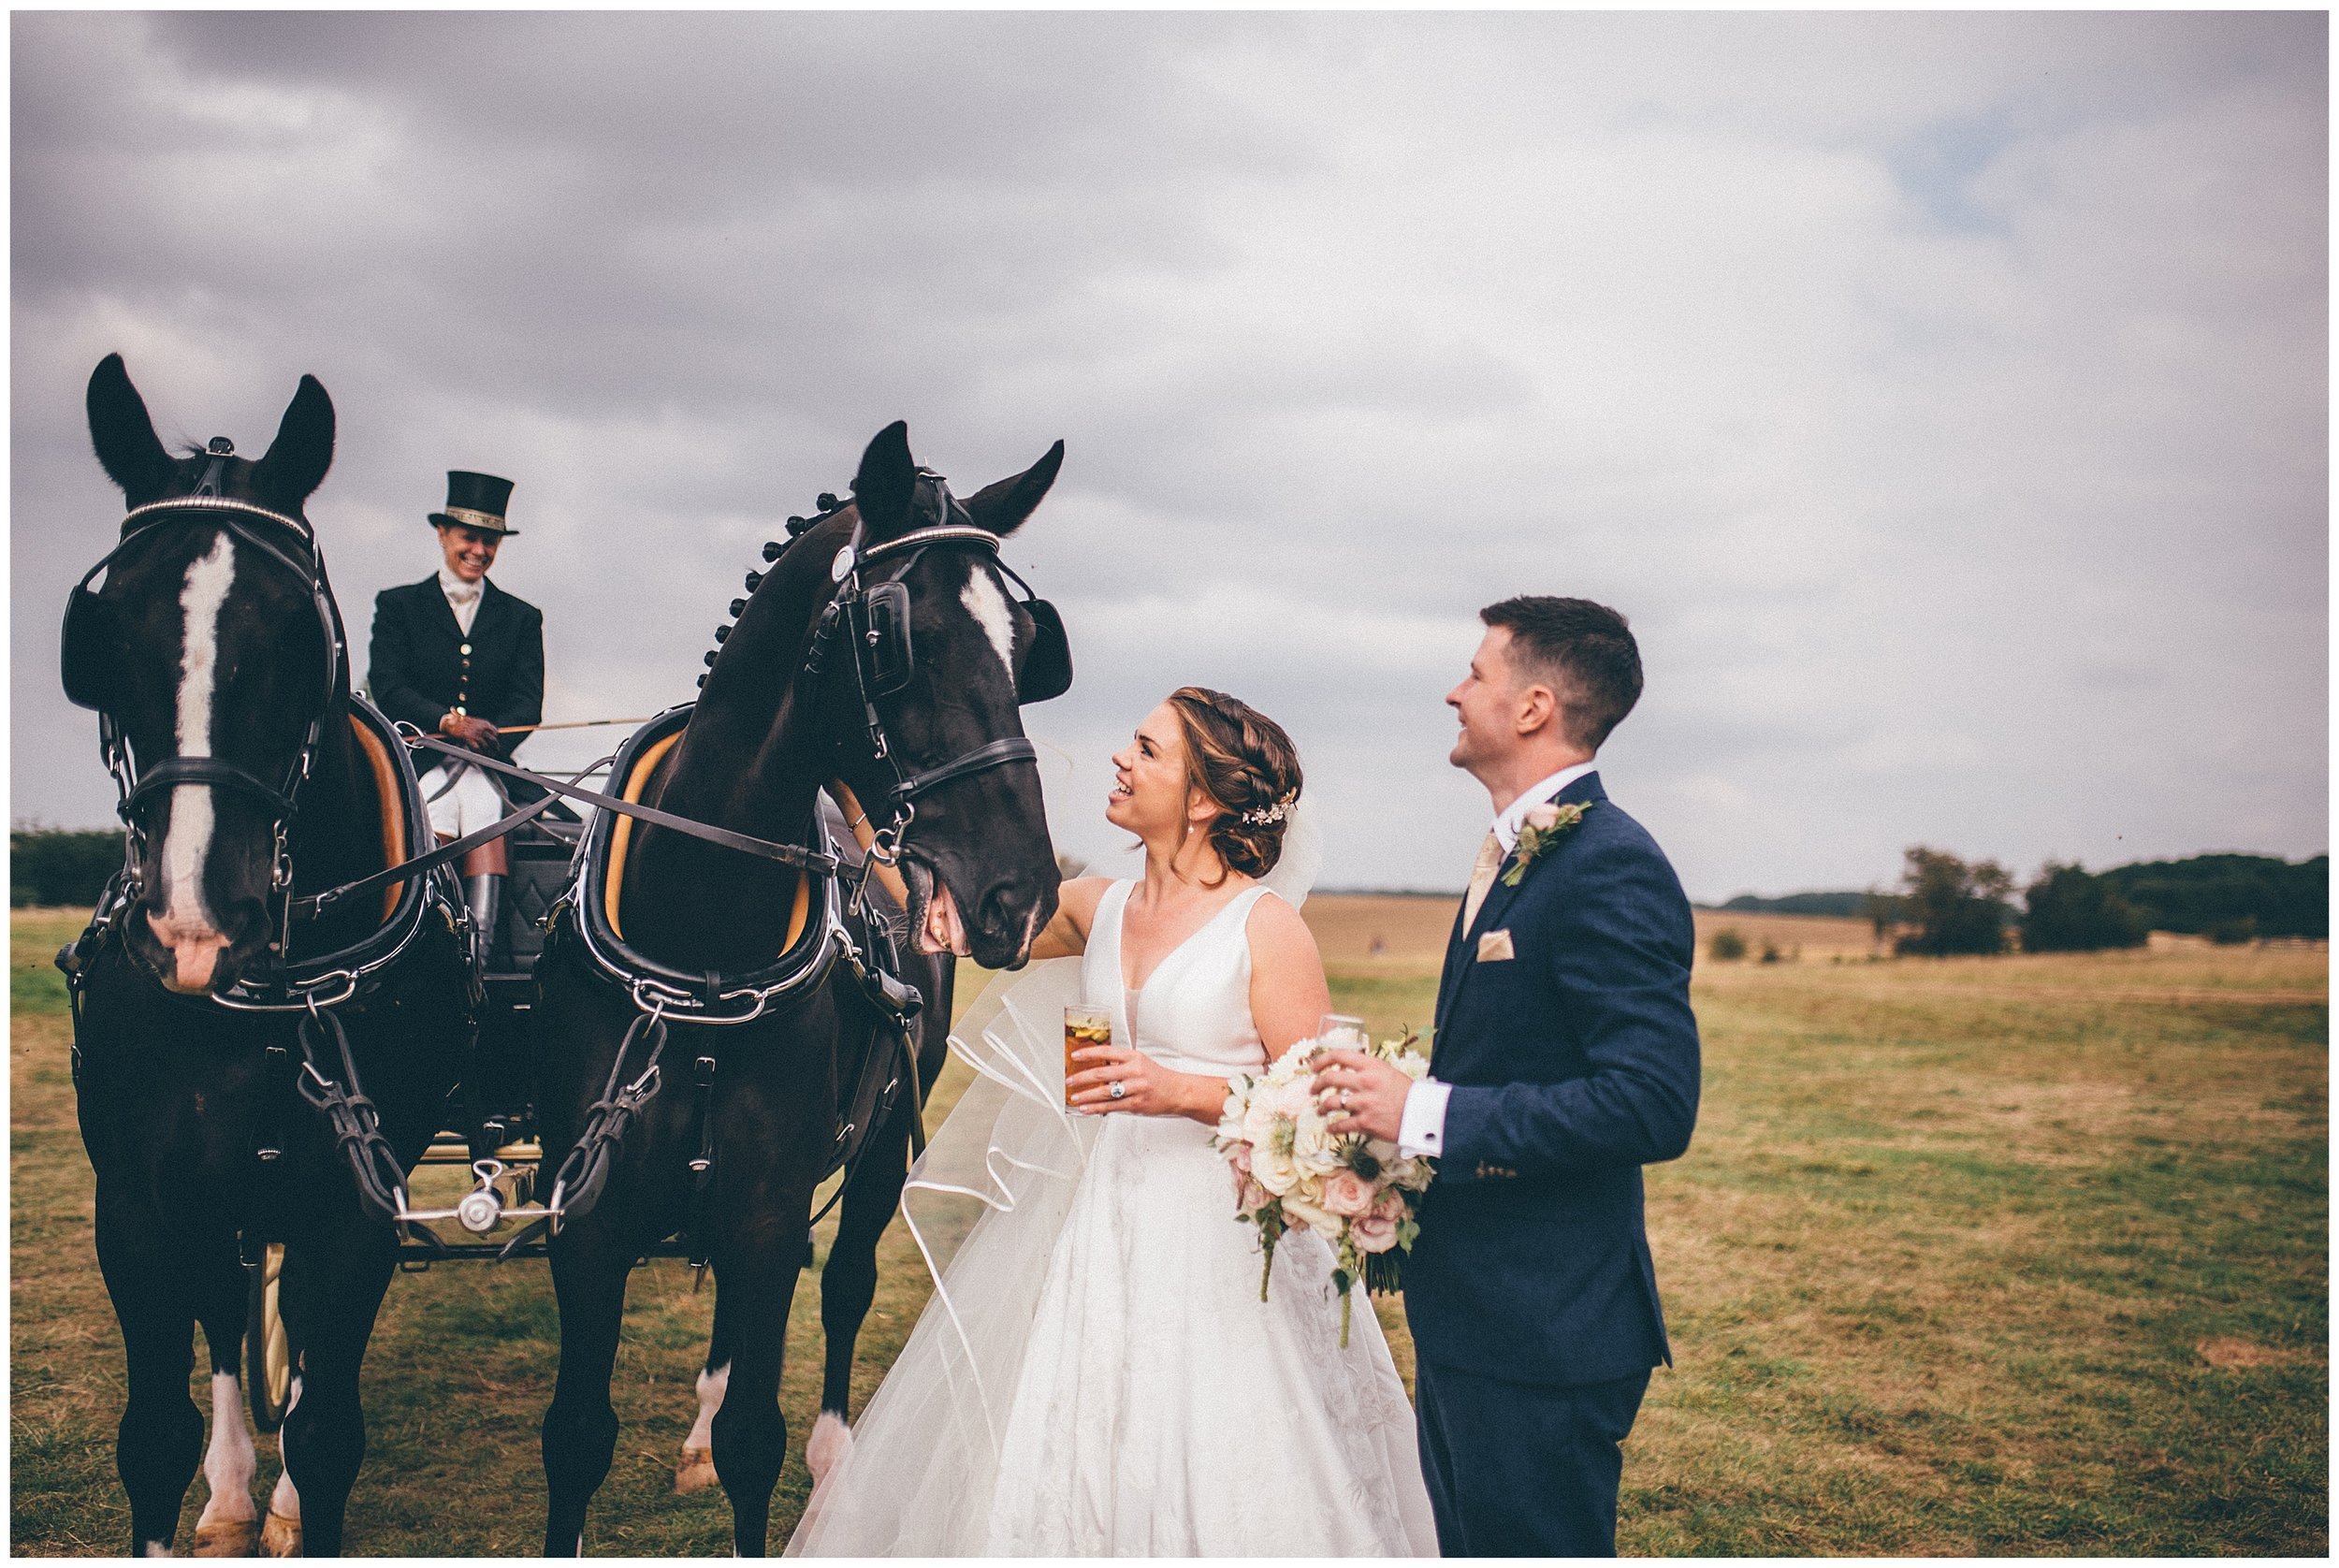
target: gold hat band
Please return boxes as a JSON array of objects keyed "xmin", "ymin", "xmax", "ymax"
[{"xmin": 442, "ymin": 506, "xmax": 508, "ymax": 533}]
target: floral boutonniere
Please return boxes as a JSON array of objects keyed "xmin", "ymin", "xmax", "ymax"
[{"xmin": 1501, "ymin": 800, "xmax": 1591, "ymax": 887}]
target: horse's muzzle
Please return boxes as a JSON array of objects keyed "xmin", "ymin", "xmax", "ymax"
[{"xmin": 129, "ymin": 899, "xmax": 269, "ymax": 995}]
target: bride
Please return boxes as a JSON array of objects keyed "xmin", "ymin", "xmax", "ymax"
[{"xmin": 788, "ymin": 686, "xmax": 1437, "ymax": 1556}]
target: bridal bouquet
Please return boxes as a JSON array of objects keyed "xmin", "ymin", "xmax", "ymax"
[{"xmin": 1213, "ymin": 1030, "xmax": 1435, "ymax": 1346}]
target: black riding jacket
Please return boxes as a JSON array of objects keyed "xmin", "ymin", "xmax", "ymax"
[{"xmin": 366, "ymin": 576, "xmax": 544, "ymax": 763}]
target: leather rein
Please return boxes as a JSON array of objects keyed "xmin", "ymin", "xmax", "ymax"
[{"xmin": 297, "ymin": 499, "xmax": 1042, "ymax": 924}]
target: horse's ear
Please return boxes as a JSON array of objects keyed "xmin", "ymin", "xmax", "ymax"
[
  {"xmin": 86, "ymin": 354, "xmax": 176, "ymax": 504},
  {"xmin": 852, "ymin": 420, "xmax": 917, "ymax": 539},
  {"xmin": 963, "ymin": 441, "xmax": 1064, "ymax": 538},
  {"xmin": 250, "ymin": 374, "xmax": 335, "ymax": 509}
]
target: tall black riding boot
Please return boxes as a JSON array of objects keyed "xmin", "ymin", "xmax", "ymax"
[{"xmin": 465, "ymin": 873, "xmax": 505, "ymax": 967}]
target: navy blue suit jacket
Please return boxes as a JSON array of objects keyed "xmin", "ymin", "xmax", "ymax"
[{"xmin": 1402, "ymin": 771, "xmax": 1700, "ymax": 1387}]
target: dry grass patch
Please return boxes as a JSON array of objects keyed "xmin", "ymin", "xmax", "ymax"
[{"xmin": 2195, "ymin": 1337, "xmax": 2302, "ymax": 1370}]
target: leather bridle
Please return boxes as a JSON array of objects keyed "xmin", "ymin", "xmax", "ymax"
[
  {"xmin": 804, "ymin": 473, "xmax": 1053, "ymax": 879},
  {"xmin": 62, "ymin": 460, "xmax": 347, "ymax": 925}
]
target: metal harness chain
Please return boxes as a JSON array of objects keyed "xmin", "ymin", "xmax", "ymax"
[
  {"xmin": 293, "ymin": 1000, "xmax": 411, "ymax": 1226},
  {"xmin": 545, "ymin": 1004, "xmax": 674, "ymax": 1227}
]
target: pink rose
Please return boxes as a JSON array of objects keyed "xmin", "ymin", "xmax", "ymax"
[
  {"xmin": 1351, "ymin": 1208, "xmax": 1400, "ymax": 1254},
  {"xmin": 1228, "ymin": 1141, "xmax": 1254, "ymax": 1179},
  {"xmin": 1320, "ymin": 1169, "xmax": 1373, "ymax": 1218},
  {"xmin": 1369, "ymin": 1187, "xmax": 1407, "ymax": 1223},
  {"xmin": 1238, "ymin": 1177, "xmax": 1271, "ymax": 1214},
  {"xmin": 1523, "ymin": 802, "xmax": 1562, "ymax": 832}
]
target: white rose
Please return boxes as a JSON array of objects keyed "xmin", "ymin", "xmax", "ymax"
[
  {"xmin": 1254, "ymin": 1142, "xmax": 1300, "ymax": 1196},
  {"xmin": 1280, "ymin": 1191, "xmax": 1336, "ymax": 1240}
]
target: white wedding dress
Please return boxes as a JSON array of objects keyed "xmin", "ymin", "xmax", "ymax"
[{"xmin": 788, "ymin": 872, "xmax": 1437, "ymax": 1557}]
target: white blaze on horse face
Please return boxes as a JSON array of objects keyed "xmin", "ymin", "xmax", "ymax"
[
  {"xmin": 959, "ymin": 564, "xmax": 1016, "ymax": 678},
  {"xmin": 149, "ymin": 532, "xmax": 238, "ymax": 993},
  {"xmin": 196, "ymin": 1371, "xmax": 258, "ymax": 1530}
]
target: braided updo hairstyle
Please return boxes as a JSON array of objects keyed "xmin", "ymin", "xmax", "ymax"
[{"xmin": 1164, "ymin": 686, "xmax": 1303, "ymax": 883}]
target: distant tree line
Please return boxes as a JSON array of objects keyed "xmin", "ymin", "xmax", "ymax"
[
  {"xmin": 2097, "ymin": 854, "xmax": 2327, "ymax": 942},
  {"xmin": 1857, "ymin": 849, "xmax": 2328, "ymax": 956},
  {"xmin": 12, "ymin": 828, "xmax": 125, "ymax": 907}
]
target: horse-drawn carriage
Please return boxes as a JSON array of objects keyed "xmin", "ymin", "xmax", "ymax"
[{"xmin": 57, "ymin": 356, "xmax": 1069, "ymax": 1556}]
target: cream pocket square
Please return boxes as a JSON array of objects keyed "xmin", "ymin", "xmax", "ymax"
[{"xmin": 1476, "ymin": 929, "xmax": 1516, "ymax": 963}]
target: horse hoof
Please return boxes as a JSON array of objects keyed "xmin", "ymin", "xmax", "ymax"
[
  {"xmin": 806, "ymin": 1411, "xmax": 851, "ymax": 1487},
  {"xmin": 193, "ymin": 1518, "xmax": 260, "ymax": 1556},
  {"xmin": 674, "ymin": 1445, "xmax": 718, "ymax": 1495},
  {"xmin": 260, "ymin": 1510, "xmax": 303, "ymax": 1558}
]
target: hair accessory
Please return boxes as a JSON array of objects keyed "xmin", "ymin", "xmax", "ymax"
[{"xmin": 1241, "ymin": 790, "xmax": 1298, "ymax": 828}]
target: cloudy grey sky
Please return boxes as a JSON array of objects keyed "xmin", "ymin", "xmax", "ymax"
[{"xmin": 11, "ymin": 11, "xmax": 2326, "ymax": 899}]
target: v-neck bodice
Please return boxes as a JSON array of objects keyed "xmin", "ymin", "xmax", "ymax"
[{"xmin": 1082, "ymin": 879, "xmax": 1273, "ymax": 1077}]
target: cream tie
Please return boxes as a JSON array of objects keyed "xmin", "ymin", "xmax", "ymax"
[{"xmin": 1461, "ymin": 829, "xmax": 1505, "ymax": 932}]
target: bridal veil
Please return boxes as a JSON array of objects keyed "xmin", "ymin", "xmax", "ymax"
[{"xmin": 784, "ymin": 804, "xmax": 1323, "ymax": 1555}]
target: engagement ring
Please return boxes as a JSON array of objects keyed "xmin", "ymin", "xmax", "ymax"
[
  {"xmin": 1109, "ymin": 1081, "xmax": 1126, "ymax": 1099},
  {"xmin": 1339, "ymin": 1087, "xmax": 1351, "ymax": 1108}
]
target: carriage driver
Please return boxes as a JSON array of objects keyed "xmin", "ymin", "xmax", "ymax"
[{"xmin": 366, "ymin": 471, "xmax": 545, "ymax": 948}]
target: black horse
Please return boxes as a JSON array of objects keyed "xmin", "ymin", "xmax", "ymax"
[
  {"xmin": 59, "ymin": 356, "xmax": 471, "ymax": 1556},
  {"xmin": 531, "ymin": 421, "xmax": 1068, "ymax": 1554}
]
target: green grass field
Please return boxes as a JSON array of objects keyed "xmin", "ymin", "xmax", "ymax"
[{"xmin": 10, "ymin": 907, "xmax": 2327, "ymax": 1554}]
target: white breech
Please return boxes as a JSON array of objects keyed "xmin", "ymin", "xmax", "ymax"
[{"xmin": 420, "ymin": 762, "xmax": 503, "ymax": 838}]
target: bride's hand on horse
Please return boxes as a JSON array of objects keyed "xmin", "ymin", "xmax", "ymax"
[
  {"xmin": 1068, "ymin": 1043, "xmax": 1217, "ymax": 1123},
  {"xmin": 1026, "ymin": 877, "xmax": 1112, "ymax": 962}
]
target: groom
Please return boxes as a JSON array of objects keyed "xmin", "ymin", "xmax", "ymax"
[{"xmin": 1313, "ymin": 596, "xmax": 1700, "ymax": 1557}]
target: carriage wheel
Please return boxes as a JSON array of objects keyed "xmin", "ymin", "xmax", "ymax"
[{"xmin": 245, "ymin": 1243, "xmax": 294, "ymax": 1433}]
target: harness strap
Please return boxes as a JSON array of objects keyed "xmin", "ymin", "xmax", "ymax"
[
  {"xmin": 807, "ymin": 1011, "xmax": 926, "ymax": 1229},
  {"xmin": 545, "ymin": 1007, "xmax": 673, "ymax": 1226},
  {"xmin": 292, "ymin": 785, "xmax": 561, "ymax": 922},
  {"xmin": 889, "ymin": 735, "xmax": 1039, "ymax": 806},
  {"xmin": 400, "ymin": 731, "xmax": 842, "ymax": 874},
  {"xmin": 122, "ymin": 754, "xmax": 301, "ymax": 822},
  {"xmin": 686, "ymin": 1053, "xmax": 719, "ymax": 1270},
  {"xmin": 293, "ymin": 1005, "xmax": 410, "ymax": 1227},
  {"xmin": 240, "ymin": 1038, "xmax": 299, "ymax": 1266}
]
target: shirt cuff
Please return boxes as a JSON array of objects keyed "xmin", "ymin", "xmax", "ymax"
[{"xmin": 1398, "ymin": 1077, "xmax": 1453, "ymax": 1159}]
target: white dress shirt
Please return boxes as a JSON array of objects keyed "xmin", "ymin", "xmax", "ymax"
[
  {"xmin": 1397, "ymin": 760, "xmax": 1600, "ymax": 1158},
  {"xmin": 438, "ymin": 566, "xmax": 484, "ymax": 636}
]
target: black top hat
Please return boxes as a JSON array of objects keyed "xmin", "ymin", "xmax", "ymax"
[{"xmin": 429, "ymin": 471, "xmax": 518, "ymax": 537}]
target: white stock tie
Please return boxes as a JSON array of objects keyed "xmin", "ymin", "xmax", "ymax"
[{"xmin": 1461, "ymin": 829, "xmax": 1504, "ymax": 932}]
